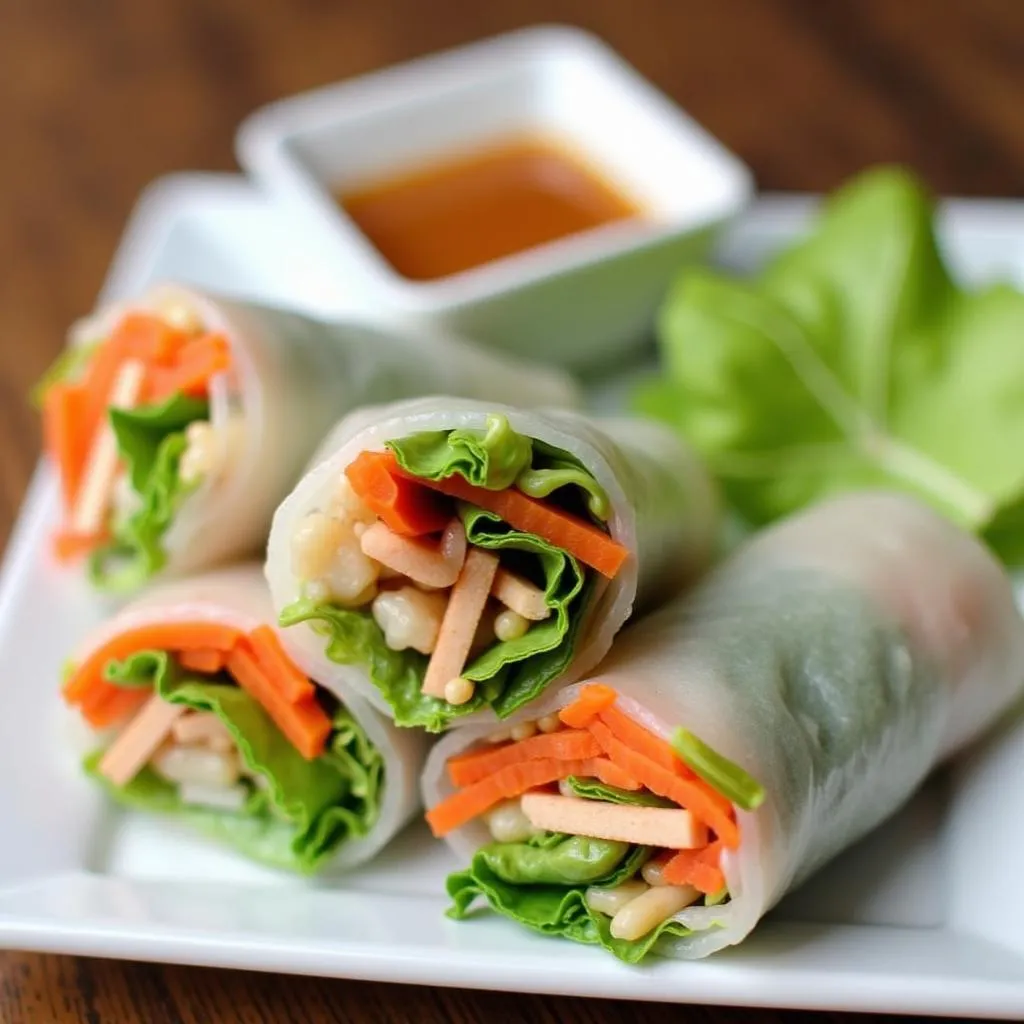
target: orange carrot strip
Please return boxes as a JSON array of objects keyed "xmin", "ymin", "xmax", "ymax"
[
  {"xmin": 390, "ymin": 454, "xmax": 629, "ymax": 579},
  {"xmin": 80, "ymin": 685, "xmax": 149, "ymax": 729},
  {"xmin": 427, "ymin": 757, "xmax": 598, "ymax": 836},
  {"xmin": 558, "ymin": 683, "xmax": 619, "ymax": 728},
  {"xmin": 579, "ymin": 757, "xmax": 642, "ymax": 791},
  {"xmin": 52, "ymin": 527, "xmax": 110, "ymax": 564},
  {"xmin": 446, "ymin": 729, "xmax": 602, "ymax": 787},
  {"xmin": 178, "ymin": 647, "xmax": 229, "ymax": 674},
  {"xmin": 344, "ymin": 450, "xmax": 452, "ymax": 537},
  {"xmin": 226, "ymin": 642, "xmax": 330, "ymax": 760},
  {"xmin": 588, "ymin": 720, "xmax": 740, "ymax": 849},
  {"xmin": 598, "ymin": 704, "xmax": 695, "ymax": 777},
  {"xmin": 42, "ymin": 383, "xmax": 90, "ymax": 509},
  {"xmin": 63, "ymin": 622, "xmax": 245, "ymax": 708},
  {"xmin": 247, "ymin": 625, "xmax": 315, "ymax": 704},
  {"xmin": 146, "ymin": 332, "xmax": 231, "ymax": 401},
  {"xmin": 663, "ymin": 841, "xmax": 725, "ymax": 893}
]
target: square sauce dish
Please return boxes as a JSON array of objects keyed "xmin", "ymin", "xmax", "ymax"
[{"xmin": 236, "ymin": 25, "xmax": 754, "ymax": 373}]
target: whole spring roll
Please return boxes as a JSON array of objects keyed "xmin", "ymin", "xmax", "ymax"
[
  {"xmin": 422, "ymin": 492, "xmax": 1024, "ymax": 960},
  {"xmin": 266, "ymin": 397, "xmax": 720, "ymax": 731},
  {"xmin": 60, "ymin": 564, "xmax": 429, "ymax": 874},
  {"xmin": 36, "ymin": 282, "xmax": 578, "ymax": 593}
]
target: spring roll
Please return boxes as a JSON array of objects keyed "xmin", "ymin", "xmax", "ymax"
[
  {"xmin": 60, "ymin": 564, "xmax": 429, "ymax": 874},
  {"xmin": 36, "ymin": 283, "xmax": 578, "ymax": 593},
  {"xmin": 422, "ymin": 491, "xmax": 1024, "ymax": 960},
  {"xmin": 266, "ymin": 397, "xmax": 720, "ymax": 732}
]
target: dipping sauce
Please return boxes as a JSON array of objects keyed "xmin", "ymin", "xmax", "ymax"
[{"xmin": 337, "ymin": 136, "xmax": 642, "ymax": 282}]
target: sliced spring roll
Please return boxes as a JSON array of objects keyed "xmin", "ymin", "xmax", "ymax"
[
  {"xmin": 422, "ymin": 492, "xmax": 1024, "ymax": 960},
  {"xmin": 60, "ymin": 564, "xmax": 429, "ymax": 873},
  {"xmin": 266, "ymin": 397, "xmax": 720, "ymax": 732},
  {"xmin": 36, "ymin": 283, "xmax": 578, "ymax": 592}
]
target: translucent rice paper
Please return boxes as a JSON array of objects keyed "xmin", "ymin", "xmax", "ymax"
[
  {"xmin": 71, "ymin": 564, "xmax": 431, "ymax": 872},
  {"xmin": 266, "ymin": 396, "xmax": 721, "ymax": 723},
  {"xmin": 422, "ymin": 491, "xmax": 1024, "ymax": 956},
  {"xmin": 88, "ymin": 282, "xmax": 580, "ymax": 580}
]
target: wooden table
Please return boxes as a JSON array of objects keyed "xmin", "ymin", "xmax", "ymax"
[{"xmin": 2, "ymin": 0, "xmax": 1022, "ymax": 1019}]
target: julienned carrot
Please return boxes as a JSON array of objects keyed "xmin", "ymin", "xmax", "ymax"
[
  {"xmin": 582, "ymin": 757, "xmax": 642, "ymax": 791},
  {"xmin": 427, "ymin": 757, "xmax": 603, "ymax": 836},
  {"xmin": 145, "ymin": 333, "xmax": 231, "ymax": 401},
  {"xmin": 388, "ymin": 454, "xmax": 629, "ymax": 579},
  {"xmin": 226, "ymin": 642, "xmax": 330, "ymax": 760},
  {"xmin": 43, "ymin": 383, "xmax": 90, "ymax": 509},
  {"xmin": 588, "ymin": 720, "xmax": 740, "ymax": 849},
  {"xmin": 597, "ymin": 704, "xmax": 696, "ymax": 777},
  {"xmin": 53, "ymin": 527, "xmax": 110, "ymax": 564},
  {"xmin": 80, "ymin": 684, "xmax": 149, "ymax": 729},
  {"xmin": 63, "ymin": 622, "xmax": 245, "ymax": 708},
  {"xmin": 178, "ymin": 647, "xmax": 229, "ymax": 674},
  {"xmin": 558, "ymin": 683, "xmax": 618, "ymax": 728},
  {"xmin": 447, "ymin": 729, "xmax": 601, "ymax": 787},
  {"xmin": 247, "ymin": 625, "xmax": 315, "ymax": 704},
  {"xmin": 662, "ymin": 842, "xmax": 725, "ymax": 893},
  {"xmin": 345, "ymin": 450, "xmax": 451, "ymax": 537}
]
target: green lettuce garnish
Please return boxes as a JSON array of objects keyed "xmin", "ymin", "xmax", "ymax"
[
  {"xmin": 88, "ymin": 393, "xmax": 208, "ymax": 592},
  {"xmin": 88, "ymin": 650, "xmax": 383, "ymax": 873},
  {"xmin": 516, "ymin": 440, "xmax": 611, "ymax": 521},
  {"xmin": 671, "ymin": 728, "xmax": 765, "ymax": 812},
  {"xmin": 447, "ymin": 835, "xmax": 691, "ymax": 963},
  {"xmin": 633, "ymin": 166, "xmax": 1024, "ymax": 561},
  {"xmin": 280, "ymin": 504, "xmax": 592, "ymax": 731}
]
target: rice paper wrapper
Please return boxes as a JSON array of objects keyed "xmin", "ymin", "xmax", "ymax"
[
  {"xmin": 84, "ymin": 282, "xmax": 579, "ymax": 581},
  {"xmin": 266, "ymin": 396, "xmax": 721, "ymax": 723},
  {"xmin": 70, "ymin": 564, "xmax": 431, "ymax": 872},
  {"xmin": 422, "ymin": 491, "xmax": 1024, "ymax": 957}
]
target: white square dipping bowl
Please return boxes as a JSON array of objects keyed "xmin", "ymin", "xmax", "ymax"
[{"xmin": 236, "ymin": 25, "xmax": 754, "ymax": 373}]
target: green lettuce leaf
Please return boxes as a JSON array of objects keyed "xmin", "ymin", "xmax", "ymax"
[
  {"xmin": 565, "ymin": 776, "xmax": 675, "ymax": 808},
  {"xmin": 280, "ymin": 506, "xmax": 592, "ymax": 731},
  {"xmin": 446, "ymin": 837, "xmax": 692, "ymax": 963},
  {"xmin": 87, "ymin": 650, "xmax": 383, "ymax": 873},
  {"xmin": 388, "ymin": 413, "xmax": 533, "ymax": 490},
  {"xmin": 387, "ymin": 416, "xmax": 609, "ymax": 520},
  {"xmin": 633, "ymin": 166, "xmax": 1024, "ymax": 561},
  {"xmin": 88, "ymin": 393, "xmax": 208, "ymax": 592}
]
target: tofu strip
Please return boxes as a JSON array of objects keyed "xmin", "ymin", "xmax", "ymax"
[
  {"xmin": 97, "ymin": 694, "xmax": 187, "ymax": 787},
  {"xmin": 71, "ymin": 359, "xmax": 146, "ymax": 534},
  {"xmin": 520, "ymin": 793, "xmax": 708, "ymax": 850},
  {"xmin": 422, "ymin": 548, "xmax": 499, "ymax": 697},
  {"xmin": 360, "ymin": 519, "xmax": 466, "ymax": 589},
  {"xmin": 492, "ymin": 568, "xmax": 550, "ymax": 621}
]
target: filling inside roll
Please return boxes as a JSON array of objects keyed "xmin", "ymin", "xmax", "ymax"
[
  {"xmin": 279, "ymin": 415, "xmax": 629, "ymax": 731},
  {"xmin": 429, "ymin": 685, "xmax": 763, "ymax": 962},
  {"xmin": 62, "ymin": 621, "xmax": 383, "ymax": 873},
  {"xmin": 38, "ymin": 297, "xmax": 242, "ymax": 589}
]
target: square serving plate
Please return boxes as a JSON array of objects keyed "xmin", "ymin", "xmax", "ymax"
[
  {"xmin": 236, "ymin": 25, "xmax": 753, "ymax": 373},
  {"xmin": 3, "ymin": 172, "xmax": 1024, "ymax": 1017}
]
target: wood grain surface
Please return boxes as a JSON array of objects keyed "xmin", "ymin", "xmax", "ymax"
[{"xmin": 2, "ymin": 0, "xmax": 1022, "ymax": 1020}]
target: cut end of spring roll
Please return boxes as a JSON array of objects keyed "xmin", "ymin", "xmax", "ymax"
[
  {"xmin": 37, "ymin": 283, "xmax": 582, "ymax": 596},
  {"xmin": 266, "ymin": 399, "xmax": 720, "ymax": 732},
  {"xmin": 61, "ymin": 564, "xmax": 428, "ymax": 875},
  {"xmin": 422, "ymin": 490, "xmax": 1024, "ymax": 963}
]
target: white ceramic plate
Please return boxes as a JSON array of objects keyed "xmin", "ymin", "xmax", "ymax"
[{"xmin": 3, "ymin": 174, "xmax": 1024, "ymax": 1018}]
